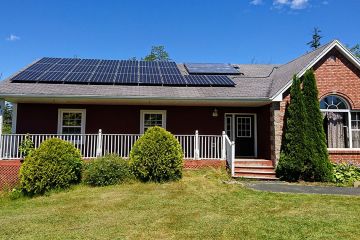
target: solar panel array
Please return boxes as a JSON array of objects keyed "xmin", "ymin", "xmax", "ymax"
[
  {"xmin": 184, "ymin": 63, "xmax": 240, "ymax": 75},
  {"xmin": 11, "ymin": 57, "xmax": 236, "ymax": 87}
]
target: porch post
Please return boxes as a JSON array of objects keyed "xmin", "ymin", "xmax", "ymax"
[
  {"xmin": 96, "ymin": 129, "xmax": 103, "ymax": 157},
  {"xmin": 0, "ymin": 99, "xmax": 4, "ymax": 160},
  {"xmin": 194, "ymin": 130, "xmax": 200, "ymax": 160},
  {"xmin": 221, "ymin": 131, "xmax": 226, "ymax": 160}
]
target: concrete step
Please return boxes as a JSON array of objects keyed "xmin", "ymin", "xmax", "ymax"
[
  {"xmin": 235, "ymin": 168, "xmax": 276, "ymax": 174},
  {"xmin": 234, "ymin": 159, "xmax": 273, "ymax": 167},
  {"xmin": 233, "ymin": 174, "xmax": 279, "ymax": 180}
]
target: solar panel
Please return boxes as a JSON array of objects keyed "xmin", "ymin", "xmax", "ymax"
[
  {"xmin": 184, "ymin": 75, "xmax": 212, "ymax": 85},
  {"xmin": 207, "ymin": 75, "xmax": 236, "ymax": 86},
  {"xmin": 159, "ymin": 67, "xmax": 181, "ymax": 75},
  {"xmin": 26, "ymin": 63, "xmax": 54, "ymax": 72},
  {"xmin": 158, "ymin": 61, "xmax": 177, "ymax": 68},
  {"xmin": 139, "ymin": 74, "xmax": 162, "ymax": 85},
  {"xmin": 11, "ymin": 71, "xmax": 44, "ymax": 81},
  {"xmin": 114, "ymin": 73, "xmax": 138, "ymax": 84},
  {"xmin": 162, "ymin": 75, "xmax": 185, "ymax": 85},
  {"xmin": 139, "ymin": 67, "xmax": 160, "ymax": 75},
  {"xmin": 37, "ymin": 57, "xmax": 61, "ymax": 64},
  {"xmin": 64, "ymin": 72, "xmax": 93, "ymax": 83},
  {"xmin": 91, "ymin": 73, "xmax": 115, "ymax": 84},
  {"xmin": 10, "ymin": 57, "xmax": 236, "ymax": 87},
  {"xmin": 49, "ymin": 64, "xmax": 76, "ymax": 72},
  {"xmin": 185, "ymin": 63, "xmax": 239, "ymax": 75},
  {"xmin": 57, "ymin": 58, "xmax": 81, "ymax": 64},
  {"xmin": 38, "ymin": 71, "xmax": 69, "ymax": 82}
]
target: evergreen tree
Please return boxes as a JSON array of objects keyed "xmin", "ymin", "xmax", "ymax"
[
  {"xmin": 276, "ymin": 76, "xmax": 308, "ymax": 181},
  {"xmin": 144, "ymin": 46, "xmax": 170, "ymax": 61},
  {"xmin": 307, "ymin": 27, "xmax": 322, "ymax": 50},
  {"xmin": 302, "ymin": 70, "xmax": 333, "ymax": 181}
]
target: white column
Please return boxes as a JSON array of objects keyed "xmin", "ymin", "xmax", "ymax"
[
  {"xmin": 221, "ymin": 131, "xmax": 226, "ymax": 160},
  {"xmin": 11, "ymin": 103, "xmax": 17, "ymax": 134},
  {"xmin": 194, "ymin": 130, "xmax": 199, "ymax": 160},
  {"xmin": 96, "ymin": 129, "xmax": 103, "ymax": 157}
]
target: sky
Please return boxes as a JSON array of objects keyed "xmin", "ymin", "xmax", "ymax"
[{"xmin": 0, "ymin": 0, "xmax": 359, "ymax": 79}]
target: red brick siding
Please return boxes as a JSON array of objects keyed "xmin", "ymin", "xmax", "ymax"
[{"xmin": 275, "ymin": 48, "xmax": 360, "ymax": 163}]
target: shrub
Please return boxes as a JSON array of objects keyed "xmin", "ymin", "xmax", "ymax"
[
  {"xmin": 276, "ymin": 76, "xmax": 307, "ymax": 181},
  {"xmin": 83, "ymin": 154, "xmax": 132, "ymax": 186},
  {"xmin": 19, "ymin": 134, "xmax": 34, "ymax": 158},
  {"xmin": 129, "ymin": 126, "xmax": 183, "ymax": 182},
  {"xmin": 332, "ymin": 162, "xmax": 360, "ymax": 185},
  {"xmin": 19, "ymin": 138, "xmax": 83, "ymax": 195},
  {"xmin": 302, "ymin": 70, "xmax": 333, "ymax": 182}
]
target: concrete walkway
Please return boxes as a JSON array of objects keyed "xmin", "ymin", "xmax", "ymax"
[{"xmin": 245, "ymin": 182, "xmax": 360, "ymax": 196}]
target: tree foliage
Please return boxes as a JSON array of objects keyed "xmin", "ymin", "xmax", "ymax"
[
  {"xmin": 349, "ymin": 44, "xmax": 360, "ymax": 59},
  {"xmin": 2, "ymin": 102, "xmax": 12, "ymax": 133},
  {"xmin": 307, "ymin": 27, "xmax": 322, "ymax": 50},
  {"xmin": 302, "ymin": 70, "xmax": 333, "ymax": 181},
  {"xmin": 143, "ymin": 45, "xmax": 170, "ymax": 61},
  {"xmin": 276, "ymin": 76, "xmax": 307, "ymax": 181}
]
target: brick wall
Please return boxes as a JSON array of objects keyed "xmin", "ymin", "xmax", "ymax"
[{"xmin": 272, "ymin": 48, "xmax": 360, "ymax": 164}]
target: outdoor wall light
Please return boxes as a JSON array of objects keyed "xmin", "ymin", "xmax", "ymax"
[{"xmin": 212, "ymin": 108, "xmax": 218, "ymax": 117}]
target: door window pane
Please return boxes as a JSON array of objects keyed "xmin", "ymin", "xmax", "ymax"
[{"xmin": 236, "ymin": 117, "xmax": 251, "ymax": 138}]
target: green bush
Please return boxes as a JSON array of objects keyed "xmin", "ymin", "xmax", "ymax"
[
  {"xmin": 83, "ymin": 154, "xmax": 132, "ymax": 186},
  {"xmin": 19, "ymin": 134, "xmax": 34, "ymax": 158},
  {"xmin": 129, "ymin": 126, "xmax": 183, "ymax": 182},
  {"xmin": 332, "ymin": 162, "xmax": 360, "ymax": 185},
  {"xmin": 19, "ymin": 138, "xmax": 83, "ymax": 195}
]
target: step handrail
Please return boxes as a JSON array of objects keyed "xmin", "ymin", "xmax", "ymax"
[{"xmin": 223, "ymin": 133, "xmax": 235, "ymax": 177}]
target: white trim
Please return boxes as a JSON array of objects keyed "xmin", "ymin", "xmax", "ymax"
[
  {"xmin": 224, "ymin": 113, "xmax": 258, "ymax": 158},
  {"xmin": 271, "ymin": 40, "xmax": 360, "ymax": 101},
  {"xmin": 57, "ymin": 109, "xmax": 86, "ymax": 134},
  {"xmin": 11, "ymin": 103, "xmax": 17, "ymax": 134},
  {"xmin": 140, "ymin": 110, "xmax": 167, "ymax": 134}
]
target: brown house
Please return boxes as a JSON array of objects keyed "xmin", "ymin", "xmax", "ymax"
[{"xmin": 0, "ymin": 39, "xmax": 360, "ymax": 179}]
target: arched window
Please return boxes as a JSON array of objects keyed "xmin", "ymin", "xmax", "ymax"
[
  {"xmin": 320, "ymin": 95, "xmax": 360, "ymax": 149},
  {"xmin": 320, "ymin": 95, "xmax": 349, "ymax": 110}
]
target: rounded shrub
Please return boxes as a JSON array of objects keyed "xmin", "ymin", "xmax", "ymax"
[
  {"xmin": 129, "ymin": 126, "xmax": 183, "ymax": 182},
  {"xmin": 19, "ymin": 138, "xmax": 83, "ymax": 195},
  {"xmin": 83, "ymin": 154, "xmax": 132, "ymax": 186}
]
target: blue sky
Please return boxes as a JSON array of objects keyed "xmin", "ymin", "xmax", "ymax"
[{"xmin": 0, "ymin": 0, "xmax": 359, "ymax": 79}]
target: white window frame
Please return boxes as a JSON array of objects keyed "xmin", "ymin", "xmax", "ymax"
[
  {"xmin": 57, "ymin": 109, "xmax": 86, "ymax": 134},
  {"xmin": 236, "ymin": 116, "xmax": 252, "ymax": 138},
  {"xmin": 140, "ymin": 110, "xmax": 167, "ymax": 134}
]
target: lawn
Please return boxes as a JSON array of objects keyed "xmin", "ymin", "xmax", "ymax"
[{"xmin": 0, "ymin": 168, "xmax": 359, "ymax": 240}]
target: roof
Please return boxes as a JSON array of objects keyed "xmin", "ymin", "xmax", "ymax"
[{"xmin": 0, "ymin": 40, "xmax": 358, "ymax": 103}]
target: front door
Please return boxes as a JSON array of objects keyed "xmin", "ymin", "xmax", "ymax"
[{"xmin": 225, "ymin": 114, "xmax": 256, "ymax": 157}]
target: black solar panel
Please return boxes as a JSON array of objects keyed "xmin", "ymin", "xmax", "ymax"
[
  {"xmin": 184, "ymin": 75, "xmax": 212, "ymax": 85},
  {"xmin": 10, "ymin": 57, "xmax": 236, "ymax": 87},
  {"xmin": 139, "ymin": 74, "xmax": 162, "ymax": 84},
  {"xmin": 162, "ymin": 75, "xmax": 184, "ymax": 85},
  {"xmin": 38, "ymin": 71, "xmax": 69, "ymax": 82},
  {"xmin": 12, "ymin": 71, "xmax": 44, "ymax": 81}
]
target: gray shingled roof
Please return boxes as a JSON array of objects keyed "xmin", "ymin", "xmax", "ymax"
[{"xmin": 0, "ymin": 41, "xmax": 334, "ymax": 101}]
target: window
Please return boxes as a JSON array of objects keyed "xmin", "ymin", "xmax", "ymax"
[
  {"xmin": 140, "ymin": 110, "xmax": 166, "ymax": 134},
  {"xmin": 58, "ymin": 109, "xmax": 86, "ymax": 134},
  {"xmin": 319, "ymin": 95, "xmax": 360, "ymax": 149},
  {"xmin": 236, "ymin": 116, "xmax": 251, "ymax": 138}
]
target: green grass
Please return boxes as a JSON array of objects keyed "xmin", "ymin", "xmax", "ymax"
[{"xmin": 1, "ymin": 168, "xmax": 359, "ymax": 240}]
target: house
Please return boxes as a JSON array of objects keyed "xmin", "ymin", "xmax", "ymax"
[{"xmin": 0, "ymin": 39, "xmax": 360, "ymax": 179}]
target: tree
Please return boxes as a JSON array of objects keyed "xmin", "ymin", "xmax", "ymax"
[
  {"xmin": 302, "ymin": 70, "xmax": 333, "ymax": 182},
  {"xmin": 2, "ymin": 102, "xmax": 12, "ymax": 134},
  {"xmin": 307, "ymin": 27, "xmax": 322, "ymax": 50},
  {"xmin": 276, "ymin": 76, "xmax": 308, "ymax": 181},
  {"xmin": 349, "ymin": 44, "xmax": 360, "ymax": 59},
  {"xmin": 143, "ymin": 46, "xmax": 170, "ymax": 61}
]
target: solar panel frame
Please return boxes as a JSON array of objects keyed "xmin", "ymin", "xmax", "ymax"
[
  {"xmin": 184, "ymin": 75, "xmax": 212, "ymax": 86},
  {"xmin": 64, "ymin": 72, "xmax": 94, "ymax": 83},
  {"xmin": 91, "ymin": 73, "xmax": 116, "ymax": 84},
  {"xmin": 206, "ymin": 75, "xmax": 236, "ymax": 86},
  {"xmin": 78, "ymin": 59, "xmax": 101, "ymax": 66},
  {"xmin": 36, "ymin": 57, "xmax": 62, "ymax": 64},
  {"xmin": 37, "ymin": 71, "xmax": 70, "ymax": 82},
  {"xmin": 139, "ymin": 67, "xmax": 160, "ymax": 75},
  {"xmin": 57, "ymin": 58, "xmax": 81, "ymax": 64},
  {"xmin": 159, "ymin": 67, "xmax": 181, "ymax": 75},
  {"xmin": 25, "ymin": 63, "xmax": 55, "ymax": 72},
  {"xmin": 72, "ymin": 65, "xmax": 97, "ymax": 73},
  {"xmin": 49, "ymin": 64, "xmax": 76, "ymax": 72},
  {"xmin": 158, "ymin": 61, "xmax": 177, "ymax": 68}
]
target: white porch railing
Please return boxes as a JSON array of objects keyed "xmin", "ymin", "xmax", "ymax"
[
  {"xmin": 223, "ymin": 132, "xmax": 235, "ymax": 176},
  {"xmin": 0, "ymin": 130, "xmax": 234, "ymax": 164}
]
